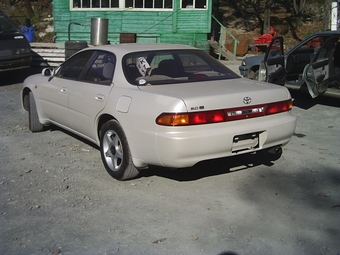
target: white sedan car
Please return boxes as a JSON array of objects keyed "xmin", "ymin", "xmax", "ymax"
[{"xmin": 21, "ymin": 44, "xmax": 297, "ymax": 180}]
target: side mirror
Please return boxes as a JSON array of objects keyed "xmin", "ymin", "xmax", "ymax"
[{"xmin": 41, "ymin": 68, "xmax": 53, "ymax": 76}]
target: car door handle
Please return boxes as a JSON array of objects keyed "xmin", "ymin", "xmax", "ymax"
[
  {"xmin": 95, "ymin": 95, "xmax": 104, "ymax": 102},
  {"xmin": 61, "ymin": 88, "xmax": 68, "ymax": 93}
]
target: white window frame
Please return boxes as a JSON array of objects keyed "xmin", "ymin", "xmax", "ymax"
[
  {"xmin": 180, "ymin": 0, "xmax": 207, "ymax": 9},
  {"xmin": 71, "ymin": 0, "xmax": 173, "ymax": 10},
  {"xmin": 126, "ymin": 0, "xmax": 172, "ymax": 8}
]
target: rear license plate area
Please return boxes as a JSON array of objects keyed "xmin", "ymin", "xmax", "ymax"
[{"xmin": 232, "ymin": 132, "xmax": 259, "ymax": 153}]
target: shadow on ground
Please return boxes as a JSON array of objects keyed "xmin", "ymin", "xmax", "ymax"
[
  {"xmin": 140, "ymin": 150, "xmax": 282, "ymax": 182},
  {"xmin": 290, "ymin": 89, "xmax": 340, "ymax": 109},
  {"xmin": 0, "ymin": 67, "xmax": 43, "ymax": 86}
]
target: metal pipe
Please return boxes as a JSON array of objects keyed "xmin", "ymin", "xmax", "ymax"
[{"xmin": 68, "ymin": 22, "xmax": 90, "ymax": 41}]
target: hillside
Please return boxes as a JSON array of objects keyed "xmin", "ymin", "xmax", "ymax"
[
  {"xmin": 219, "ymin": 3, "xmax": 325, "ymax": 52},
  {"xmin": 5, "ymin": 1, "xmax": 326, "ymax": 52}
]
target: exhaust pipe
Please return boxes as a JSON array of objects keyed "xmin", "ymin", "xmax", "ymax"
[{"xmin": 268, "ymin": 146, "xmax": 282, "ymax": 155}]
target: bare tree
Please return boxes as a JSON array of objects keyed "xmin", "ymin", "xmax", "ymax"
[
  {"xmin": 247, "ymin": 0, "xmax": 273, "ymax": 34},
  {"xmin": 1, "ymin": 0, "xmax": 34, "ymax": 16},
  {"xmin": 263, "ymin": 0, "xmax": 273, "ymax": 34},
  {"xmin": 292, "ymin": 0, "xmax": 307, "ymax": 15},
  {"xmin": 1, "ymin": 0, "xmax": 14, "ymax": 13},
  {"xmin": 24, "ymin": 0, "xmax": 34, "ymax": 17}
]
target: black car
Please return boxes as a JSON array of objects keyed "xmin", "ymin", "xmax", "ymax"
[
  {"xmin": 258, "ymin": 31, "xmax": 340, "ymax": 98},
  {"xmin": 0, "ymin": 10, "xmax": 31, "ymax": 70},
  {"xmin": 240, "ymin": 31, "xmax": 340, "ymax": 98}
]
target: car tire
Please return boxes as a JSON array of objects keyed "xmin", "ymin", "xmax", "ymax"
[
  {"xmin": 253, "ymin": 70, "xmax": 259, "ymax": 81},
  {"xmin": 28, "ymin": 92, "xmax": 44, "ymax": 132},
  {"xmin": 100, "ymin": 120, "xmax": 139, "ymax": 181}
]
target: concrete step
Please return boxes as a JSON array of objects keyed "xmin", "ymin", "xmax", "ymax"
[{"xmin": 30, "ymin": 43, "xmax": 65, "ymax": 67}]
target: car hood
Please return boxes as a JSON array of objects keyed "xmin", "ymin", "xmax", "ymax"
[
  {"xmin": 243, "ymin": 54, "xmax": 265, "ymax": 65},
  {"xmin": 138, "ymin": 78, "xmax": 291, "ymax": 111}
]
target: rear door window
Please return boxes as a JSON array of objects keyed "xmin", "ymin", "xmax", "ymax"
[
  {"xmin": 56, "ymin": 51, "xmax": 95, "ymax": 80},
  {"xmin": 81, "ymin": 51, "xmax": 116, "ymax": 85}
]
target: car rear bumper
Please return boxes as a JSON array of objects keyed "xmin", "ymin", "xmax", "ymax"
[
  {"xmin": 154, "ymin": 112, "xmax": 296, "ymax": 168},
  {"xmin": 0, "ymin": 54, "xmax": 31, "ymax": 70}
]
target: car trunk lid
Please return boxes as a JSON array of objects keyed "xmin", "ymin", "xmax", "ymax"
[{"xmin": 138, "ymin": 77, "xmax": 291, "ymax": 112}]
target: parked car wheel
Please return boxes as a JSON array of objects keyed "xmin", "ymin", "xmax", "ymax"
[
  {"xmin": 100, "ymin": 120, "xmax": 139, "ymax": 181},
  {"xmin": 253, "ymin": 70, "xmax": 259, "ymax": 80},
  {"xmin": 28, "ymin": 92, "xmax": 44, "ymax": 132}
]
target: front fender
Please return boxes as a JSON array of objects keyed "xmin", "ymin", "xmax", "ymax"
[{"xmin": 240, "ymin": 55, "xmax": 265, "ymax": 78}]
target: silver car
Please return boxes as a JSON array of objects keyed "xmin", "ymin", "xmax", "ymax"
[{"xmin": 21, "ymin": 44, "xmax": 297, "ymax": 180}]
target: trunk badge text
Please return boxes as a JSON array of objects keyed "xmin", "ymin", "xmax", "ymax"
[{"xmin": 191, "ymin": 106, "xmax": 205, "ymax": 110}]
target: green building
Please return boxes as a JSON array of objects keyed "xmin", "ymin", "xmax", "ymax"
[{"xmin": 53, "ymin": 0, "xmax": 216, "ymax": 52}]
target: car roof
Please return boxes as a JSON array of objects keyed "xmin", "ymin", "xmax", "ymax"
[
  {"xmin": 284, "ymin": 30, "xmax": 340, "ymax": 55},
  {"xmin": 83, "ymin": 43, "xmax": 199, "ymax": 55},
  {"xmin": 309, "ymin": 30, "xmax": 340, "ymax": 36}
]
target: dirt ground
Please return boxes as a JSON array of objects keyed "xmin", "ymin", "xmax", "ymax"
[{"xmin": 0, "ymin": 67, "xmax": 340, "ymax": 255}]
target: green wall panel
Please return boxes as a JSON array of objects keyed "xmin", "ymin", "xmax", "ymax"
[
  {"xmin": 176, "ymin": 11, "xmax": 210, "ymax": 33},
  {"xmin": 120, "ymin": 12, "xmax": 173, "ymax": 33},
  {"xmin": 52, "ymin": 0, "xmax": 69, "ymax": 10},
  {"xmin": 53, "ymin": 0, "xmax": 212, "ymax": 50}
]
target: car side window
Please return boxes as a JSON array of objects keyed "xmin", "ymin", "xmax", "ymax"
[
  {"xmin": 294, "ymin": 36, "xmax": 330, "ymax": 54},
  {"xmin": 150, "ymin": 53, "xmax": 174, "ymax": 68},
  {"xmin": 313, "ymin": 37, "xmax": 339, "ymax": 63},
  {"xmin": 306, "ymin": 36, "xmax": 323, "ymax": 50},
  {"xmin": 81, "ymin": 51, "xmax": 116, "ymax": 85},
  {"xmin": 334, "ymin": 42, "xmax": 340, "ymax": 69},
  {"xmin": 56, "ymin": 51, "xmax": 94, "ymax": 80}
]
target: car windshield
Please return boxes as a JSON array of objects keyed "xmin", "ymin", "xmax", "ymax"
[
  {"xmin": 123, "ymin": 49, "xmax": 239, "ymax": 85},
  {"xmin": 0, "ymin": 15, "xmax": 19, "ymax": 33}
]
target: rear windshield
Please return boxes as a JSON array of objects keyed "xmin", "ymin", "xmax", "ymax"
[
  {"xmin": 123, "ymin": 49, "xmax": 239, "ymax": 86},
  {"xmin": 0, "ymin": 14, "xmax": 19, "ymax": 33}
]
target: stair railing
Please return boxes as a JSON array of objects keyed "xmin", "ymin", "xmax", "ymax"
[{"xmin": 212, "ymin": 15, "xmax": 239, "ymax": 60}]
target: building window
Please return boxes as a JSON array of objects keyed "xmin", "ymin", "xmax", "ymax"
[
  {"xmin": 72, "ymin": 0, "xmax": 172, "ymax": 9},
  {"xmin": 73, "ymin": 0, "xmax": 119, "ymax": 8},
  {"xmin": 181, "ymin": 0, "xmax": 206, "ymax": 9},
  {"xmin": 125, "ymin": 0, "xmax": 172, "ymax": 8}
]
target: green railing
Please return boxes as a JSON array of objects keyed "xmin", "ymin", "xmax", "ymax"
[{"xmin": 212, "ymin": 15, "xmax": 239, "ymax": 60}]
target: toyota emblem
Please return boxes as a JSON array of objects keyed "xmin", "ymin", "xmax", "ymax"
[{"xmin": 243, "ymin": 97, "xmax": 252, "ymax": 104}]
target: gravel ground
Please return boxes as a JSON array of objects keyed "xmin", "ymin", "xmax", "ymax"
[{"xmin": 0, "ymin": 67, "xmax": 339, "ymax": 255}]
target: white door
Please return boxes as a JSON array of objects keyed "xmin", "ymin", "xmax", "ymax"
[
  {"xmin": 258, "ymin": 36, "xmax": 285, "ymax": 85},
  {"xmin": 38, "ymin": 51, "xmax": 95, "ymax": 127},
  {"xmin": 302, "ymin": 36, "xmax": 339, "ymax": 98},
  {"xmin": 67, "ymin": 51, "xmax": 115, "ymax": 140}
]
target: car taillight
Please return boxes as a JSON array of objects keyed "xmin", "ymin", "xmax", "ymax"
[
  {"xmin": 156, "ymin": 99, "xmax": 293, "ymax": 126},
  {"xmin": 266, "ymin": 99, "xmax": 293, "ymax": 114}
]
